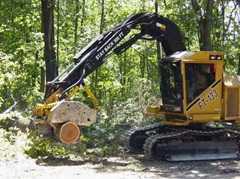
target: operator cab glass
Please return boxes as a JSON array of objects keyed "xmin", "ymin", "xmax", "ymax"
[
  {"xmin": 159, "ymin": 59, "xmax": 183, "ymax": 112},
  {"xmin": 185, "ymin": 63, "xmax": 215, "ymax": 104}
]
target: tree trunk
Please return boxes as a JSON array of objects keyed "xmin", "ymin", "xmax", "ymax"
[
  {"xmin": 41, "ymin": 0, "xmax": 58, "ymax": 82},
  {"xmin": 94, "ymin": 0, "xmax": 105, "ymax": 92},
  {"xmin": 238, "ymin": 53, "xmax": 240, "ymax": 75},
  {"xmin": 80, "ymin": 0, "xmax": 85, "ymax": 34},
  {"xmin": 198, "ymin": 17, "xmax": 212, "ymax": 50},
  {"xmin": 40, "ymin": 67, "xmax": 45, "ymax": 92},
  {"xmin": 140, "ymin": 54, "xmax": 145, "ymax": 78},
  {"xmin": 191, "ymin": 0, "xmax": 213, "ymax": 51},
  {"xmin": 56, "ymin": 0, "xmax": 60, "ymax": 63},
  {"xmin": 74, "ymin": 0, "xmax": 80, "ymax": 53},
  {"xmin": 221, "ymin": 0, "xmax": 225, "ymax": 47},
  {"xmin": 99, "ymin": 0, "xmax": 105, "ymax": 34},
  {"xmin": 155, "ymin": 0, "xmax": 162, "ymax": 91},
  {"xmin": 155, "ymin": 0, "xmax": 162, "ymax": 60},
  {"xmin": 141, "ymin": 0, "xmax": 146, "ymax": 78}
]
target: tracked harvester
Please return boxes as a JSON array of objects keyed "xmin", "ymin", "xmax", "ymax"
[
  {"xmin": 32, "ymin": 12, "xmax": 240, "ymax": 161},
  {"xmin": 126, "ymin": 51, "xmax": 240, "ymax": 161}
]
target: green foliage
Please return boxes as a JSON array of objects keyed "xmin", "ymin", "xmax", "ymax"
[
  {"xmin": 81, "ymin": 122, "xmax": 121, "ymax": 157},
  {"xmin": 0, "ymin": 0, "xmax": 239, "ymax": 112},
  {"xmin": 24, "ymin": 121, "xmax": 121, "ymax": 159},
  {"xmin": 25, "ymin": 132, "xmax": 70, "ymax": 159},
  {"xmin": 0, "ymin": 112, "xmax": 71, "ymax": 159},
  {"xmin": 0, "ymin": 111, "xmax": 30, "ymax": 132},
  {"xmin": 0, "ymin": 0, "xmax": 43, "ymax": 112},
  {"xmin": 24, "ymin": 97, "xmax": 151, "ymax": 159},
  {"xmin": 0, "ymin": 112, "xmax": 28, "ymax": 145},
  {"xmin": 0, "ymin": 112, "xmax": 18, "ymax": 130}
]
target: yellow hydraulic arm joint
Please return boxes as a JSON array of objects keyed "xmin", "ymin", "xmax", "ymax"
[
  {"xmin": 82, "ymin": 84, "xmax": 100, "ymax": 110},
  {"xmin": 32, "ymin": 83, "xmax": 99, "ymax": 117},
  {"xmin": 65, "ymin": 84, "xmax": 100, "ymax": 110},
  {"xmin": 32, "ymin": 102, "xmax": 56, "ymax": 117}
]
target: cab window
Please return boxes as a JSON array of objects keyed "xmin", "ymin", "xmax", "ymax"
[{"xmin": 185, "ymin": 63, "xmax": 215, "ymax": 104}]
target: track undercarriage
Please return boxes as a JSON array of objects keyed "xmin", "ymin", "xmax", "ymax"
[{"xmin": 124, "ymin": 123, "xmax": 240, "ymax": 161}]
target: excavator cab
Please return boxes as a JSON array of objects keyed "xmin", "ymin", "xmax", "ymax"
[{"xmin": 146, "ymin": 51, "xmax": 224, "ymax": 125}]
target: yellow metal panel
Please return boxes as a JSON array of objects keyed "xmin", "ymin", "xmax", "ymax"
[
  {"xmin": 45, "ymin": 90, "xmax": 61, "ymax": 103},
  {"xmin": 181, "ymin": 51, "xmax": 224, "ymax": 124},
  {"xmin": 82, "ymin": 84, "xmax": 100, "ymax": 110},
  {"xmin": 223, "ymin": 86, "xmax": 240, "ymax": 121},
  {"xmin": 174, "ymin": 51, "xmax": 224, "ymax": 62},
  {"xmin": 223, "ymin": 85, "xmax": 227, "ymax": 119},
  {"xmin": 144, "ymin": 105, "xmax": 185, "ymax": 117},
  {"xmin": 238, "ymin": 87, "xmax": 240, "ymax": 121},
  {"xmin": 160, "ymin": 120, "xmax": 190, "ymax": 126},
  {"xmin": 181, "ymin": 61, "xmax": 187, "ymax": 115},
  {"xmin": 191, "ymin": 114, "xmax": 221, "ymax": 123},
  {"xmin": 186, "ymin": 81, "xmax": 222, "ymax": 119},
  {"xmin": 32, "ymin": 102, "xmax": 56, "ymax": 117}
]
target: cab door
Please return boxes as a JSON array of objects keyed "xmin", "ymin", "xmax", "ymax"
[{"xmin": 184, "ymin": 62, "xmax": 223, "ymax": 122}]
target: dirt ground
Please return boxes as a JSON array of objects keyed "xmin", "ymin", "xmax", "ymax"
[
  {"xmin": 2, "ymin": 152, "xmax": 240, "ymax": 179},
  {"xmin": 1, "ymin": 129, "xmax": 240, "ymax": 179}
]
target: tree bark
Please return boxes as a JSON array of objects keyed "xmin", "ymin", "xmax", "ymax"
[
  {"xmin": 155, "ymin": 0, "xmax": 163, "ymax": 91},
  {"xmin": 221, "ymin": 0, "xmax": 225, "ymax": 46},
  {"xmin": 99, "ymin": 0, "xmax": 105, "ymax": 34},
  {"xmin": 40, "ymin": 67, "xmax": 45, "ymax": 92},
  {"xmin": 41, "ymin": 0, "xmax": 58, "ymax": 82},
  {"xmin": 80, "ymin": 0, "xmax": 86, "ymax": 34},
  {"xmin": 56, "ymin": 0, "xmax": 60, "ymax": 64},
  {"xmin": 155, "ymin": 0, "xmax": 162, "ymax": 60},
  {"xmin": 74, "ymin": 0, "xmax": 80, "ymax": 53},
  {"xmin": 191, "ymin": 0, "xmax": 213, "ymax": 50},
  {"xmin": 238, "ymin": 53, "xmax": 240, "ymax": 75},
  {"xmin": 94, "ymin": 0, "xmax": 105, "ymax": 92}
]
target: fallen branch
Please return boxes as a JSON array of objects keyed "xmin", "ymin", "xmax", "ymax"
[{"xmin": 2, "ymin": 101, "xmax": 18, "ymax": 114}]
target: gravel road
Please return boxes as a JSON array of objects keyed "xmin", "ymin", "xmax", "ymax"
[{"xmin": 2, "ymin": 154, "xmax": 240, "ymax": 179}]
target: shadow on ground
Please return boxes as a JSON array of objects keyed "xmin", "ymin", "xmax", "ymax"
[
  {"xmin": 138, "ymin": 157, "xmax": 240, "ymax": 179},
  {"xmin": 35, "ymin": 154, "xmax": 240, "ymax": 179}
]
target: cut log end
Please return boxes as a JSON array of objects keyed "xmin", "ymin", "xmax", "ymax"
[{"xmin": 57, "ymin": 121, "xmax": 80, "ymax": 144}]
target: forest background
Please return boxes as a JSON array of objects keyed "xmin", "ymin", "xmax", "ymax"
[
  {"xmin": 0, "ymin": 0, "xmax": 239, "ymax": 114},
  {"xmin": 0, "ymin": 0, "xmax": 239, "ymax": 144}
]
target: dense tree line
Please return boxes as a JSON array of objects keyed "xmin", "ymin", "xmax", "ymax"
[{"xmin": 0, "ymin": 0, "xmax": 239, "ymax": 115}]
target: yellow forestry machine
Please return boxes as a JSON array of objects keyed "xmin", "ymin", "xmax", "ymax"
[{"xmin": 33, "ymin": 12, "xmax": 240, "ymax": 161}]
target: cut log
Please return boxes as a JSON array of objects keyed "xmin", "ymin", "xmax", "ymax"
[{"xmin": 55, "ymin": 121, "xmax": 80, "ymax": 144}]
